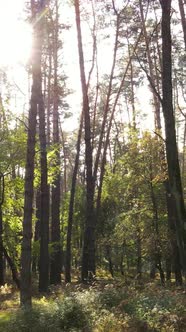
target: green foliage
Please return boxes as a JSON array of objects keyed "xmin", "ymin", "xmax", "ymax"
[
  {"xmin": 0, "ymin": 117, "xmax": 26, "ymax": 268},
  {"xmin": 5, "ymin": 295, "xmax": 91, "ymax": 332},
  {"xmin": 98, "ymin": 285, "xmax": 134, "ymax": 314},
  {"xmin": 6, "ymin": 305, "xmax": 59, "ymax": 332},
  {"xmin": 55, "ymin": 296, "xmax": 90, "ymax": 331},
  {"xmin": 47, "ymin": 143, "xmax": 61, "ymax": 185},
  {"xmin": 1, "ymin": 283, "xmax": 186, "ymax": 332},
  {"xmin": 99, "ymin": 131, "xmax": 168, "ymax": 275}
]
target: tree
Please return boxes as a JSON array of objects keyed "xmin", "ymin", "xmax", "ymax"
[
  {"xmin": 20, "ymin": 0, "xmax": 46, "ymax": 307},
  {"xmin": 65, "ymin": 113, "xmax": 83, "ymax": 283},
  {"xmin": 160, "ymin": 0, "xmax": 186, "ymax": 272},
  {"xmin": 74, "ymin": 0, "xmax": 95, "ymax": 281},
  {"xmin": 50, "ymin": 0, "xmax": 62, "ymax": 286},
  {"xmin": 38, "ymin": 71, "xmax": 49, "ymax": 292}
]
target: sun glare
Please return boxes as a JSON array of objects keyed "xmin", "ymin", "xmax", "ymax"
[{"xmin": 0, "ymin": 6, "xmax": 32, "ymax": 66}]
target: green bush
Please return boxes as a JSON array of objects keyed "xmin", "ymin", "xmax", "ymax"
[
  {"xmin": 5, "ymin": 296, "xmax": 91, "ymax": 332},
  {"xmin": 1, "ymin": 286, "xmax": 184, "ymax": 332},
  {"xmin": 98, "ymin": 286, "xmax": 135, "ymax": 314},
  {"xmin": 6, "ymin": 301, "xmax": 61, "ymax": 332},
  {"xmin": 55, "ymin": 296, "xmax": 91, "ymax": 331}
]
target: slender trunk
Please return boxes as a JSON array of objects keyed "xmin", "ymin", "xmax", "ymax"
[
  {"xmin": 74, "ymin": 0, "xmax": 95, "ymax": 281},
  {"xmin": 32, "ymin": 190, "xmax": 40, "ymax": 273},
  {"xmin": 93, "ymin": 13, "xmax": 120, "ymax": 183},
  {"xmin": 60, "ymin": 127, "xmax": 67, "ymax": 195},
  {"xmin": 146, "ymin": 0, "xmax": 183, "ymax": 285},
  {"xmin": 174, "ymin": 244, "xmax": 183, "ymax": 285},
  {"xmin": 38, "ymin": 96, "xmax": 49, "ymax": 292},
  {"xmin": 50, "ymin": 0, "xmax": 61, "ymax": 284},
  {"xmin": 96, "ymin": 31, "xmax": 142, "ymax": 216},
  {"xmin": 47, "ymin": 46, "xmax": 52, "ymax": 145},
  {"xmin": 166, "ymin": 257, "xmax": 172, "ymax": 282},
  {"xmin": 160, "ymin": 0, "xmax": 186, "ymax": 272},
  {"xmin": 130, "ymin": 62, "xmax": 136, "ymax": 129},
  {"xmin": 142, "ymin": 0, "xmax": 176, "ymax": 282},
  {"xmin": 20, "ymin": 0, "xmax": 46, "ymax": 307},
  {"xmin": 65, "ymin": 114, "xmax": 83, "ymax": 283},
  {"xmin": 165, "ymin": 180, "xmax": 183, "ymax": 284},
  {"xmin": 150, "ymin": 179, "xmax": 165, "ymax": 286},
  {"xmin": 139, "ymin": 0, "xmax": 161, "ymax": 127}
]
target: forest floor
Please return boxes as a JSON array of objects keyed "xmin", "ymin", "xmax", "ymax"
[{"xmin": 0, "ymin": 272, "xmax": 186, "ymax": 331}]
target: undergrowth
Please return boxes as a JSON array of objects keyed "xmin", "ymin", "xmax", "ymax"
[{"xmin": 0, "ymin": 282, "xmax": 186, "ymax": 331}]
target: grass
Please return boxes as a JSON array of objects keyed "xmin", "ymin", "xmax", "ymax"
[{"xmin": 0, "ymin": 278, "xmax": 186, "ymax": 331}]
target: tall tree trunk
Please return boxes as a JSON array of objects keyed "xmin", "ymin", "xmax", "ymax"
[
  {"xmin": 47, "ymin": 43, "xmax": 52, "ymax": 145},
  {"xmin": 160, "ymin": 0, "xmax": 186, "ymax": 272},
  {"xmin": 166, "ymin": 256, "xmax": 172, "ymax": 282},
  {"xmin": 20, "ymin": 0, "xmax": 46, "ymax": 307},
  {"xmin": 141, "ymin": 0, "xmax": 182, "ymax": 283},
  {"xmin": 165, "ymin": 181, "xmax": 183, "ymax": 284},
  {"xmin": 65, "ymin": 4, "xmax": 97, "ymax": 282},
  {"xmin": 50, "ymin": 0, "xmax": 61, "ymax": 284},
  {"xmin": 65, "ymin": 113, "xmax": 83, "ymax": 283},
  {"xmin": 150, "ymin": 177, "xmax": 165, "ymax": 286},
  {"xmin": 32, "ymin": 190, "xmax": 40, "ymax": 274},
  {"xmin": 74, "ymin": 0, "xmax": 95, "ymax": 281},
  {"xmin": 38, "ymin": 96, "xmax": 49, "ymax": 292}
]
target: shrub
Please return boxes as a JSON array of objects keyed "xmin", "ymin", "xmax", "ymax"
[
  {"xmin": 55, "ymin": 296, "xmax": 91, "ymax": 331},
  {"xmin": 6, "ymin": 306, "xmax": 59, "ymax": 332},
  {"xmin": 98, "ymin": 286, "xmax": 134, "ymax": 312},
  {"xmin": 6, "ymin": 296, "xmax": 91, "ymax": 332}
]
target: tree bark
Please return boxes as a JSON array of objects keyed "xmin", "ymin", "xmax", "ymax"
[
  {"xmin": 65, "ymin": 113, "xmax": 83, "ymax": 283},
  {"xmin": 160, "ymin": 0, "xmax": 186, "ymax": 272},
  {"xmin": 149, "ymin": 177, "xmax": 165, "ymax": 286},
  {"xmin": 20, "ymin": 0, "xmax": 46, "ymax": 307},
  {"xmin": 165, "ymin": 180, "xmax": 183, "ymax": 284},
  {"xmin": 74, "ymin": 0, "xmax": 95, "ymax": 281},
  {"xmin": 32, "ymin": 190, "xmax": 40, "ymax": 274},
  {"xmin": 141, "ymin": 0, "xmax": 183, "ymax": 284},
  {"xmin": 50, "ymin": 0, "xmax": 61, "ymax": 284},
  {"xmin": 38, "ymin": 96, "xmax": 49, "ymax": 292},
  {"xmin": 166, "ymin": 256, "xmax": 172, "ymax": 282}
]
